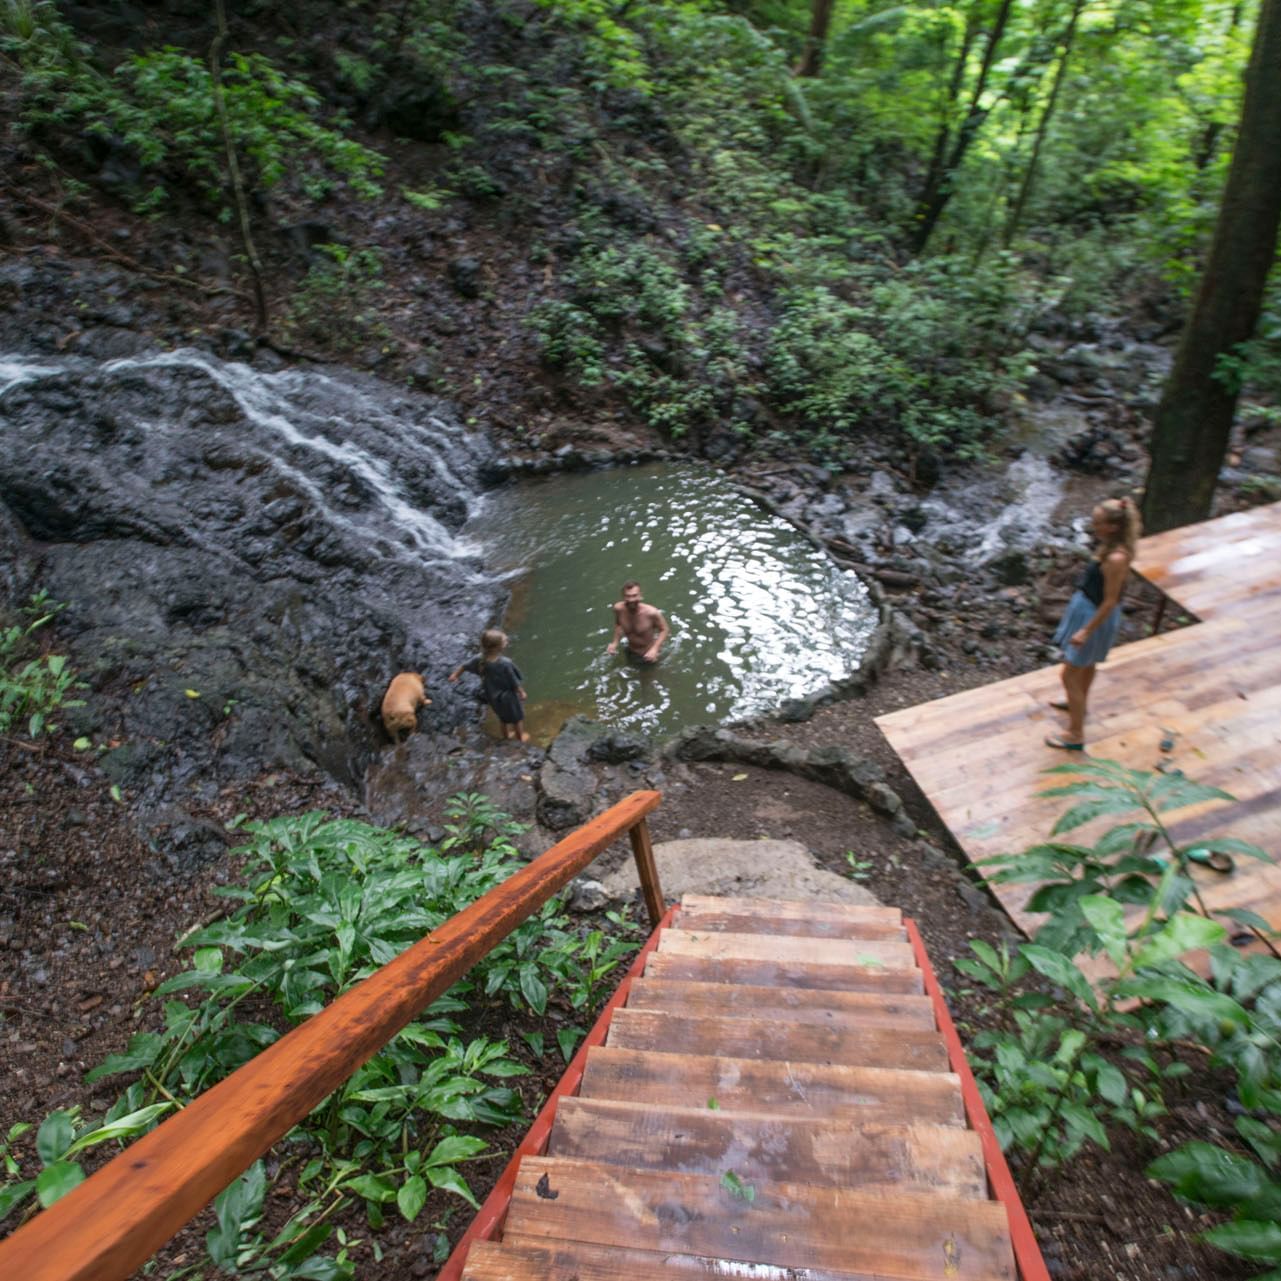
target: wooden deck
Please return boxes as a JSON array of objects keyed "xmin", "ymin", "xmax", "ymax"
[
  {"xmin": 876, "ymin": 502, "xmax": 1281, "ymax": 941},
  {"xmin": 451, "ymin": 894, "xmax": 1045, "ymax": 1281}
]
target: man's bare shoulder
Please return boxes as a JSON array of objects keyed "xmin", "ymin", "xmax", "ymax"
[{"xmin": 611, "ymin": 600, "xmax": 625, "ymax": 612}]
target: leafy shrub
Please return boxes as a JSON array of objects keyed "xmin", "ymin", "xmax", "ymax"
[
  {"xmin": 0, "ymin": 804, "xmax": 641, "ymax": 1275},
  {"xmin": 963, "ymin": 759, "xmax": 1281, "ymax": 1274},
  {"xmin": 0, "ymin": 591, "xmax": 84, "ymax": 738},
  {"xmin": 526, "ymin": 300, "xmax": 607, "ymax": 385},
  {"xmin": 284, "ymin": 244, "xmax": 387, "ymax": 351},
  {"xmin": 4, "ymin": 5, "xmax": 383, "ymax": 212},
  {"xmin": 566, "ymin": 243, "xmax": 688, "ymax": 338}
]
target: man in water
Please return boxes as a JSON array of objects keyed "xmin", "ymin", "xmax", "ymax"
[{"xmin": 607, "ymin": 580, "xmax": 670, "ymax": 665}]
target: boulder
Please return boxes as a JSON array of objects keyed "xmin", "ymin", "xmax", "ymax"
[{"xmin": 596, "ymin": 838, "xmax": 881, "ymax": 907}]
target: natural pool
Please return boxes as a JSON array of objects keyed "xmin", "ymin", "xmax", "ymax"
[{"xmin": 465, "ymin": 463, "xmax": 878, "ymax": 741}]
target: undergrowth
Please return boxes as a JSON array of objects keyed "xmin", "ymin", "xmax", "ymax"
[{"xmin": 0, "ymin": 797, "xmax": 643, "ymax": 1278}]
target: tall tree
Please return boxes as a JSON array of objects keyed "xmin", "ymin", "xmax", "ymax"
[
  {"xmin": 1142, "ymin": 0, "xmax": 1281, "ymax": 533},
  {"xmin": 1002, "ymin": 0, "xmax": 1087, "ymax": 246},
  {"xmin": 911, "ymin": 0, "xmax": 1016, "ymax": 254},
  {"xmin": 796, "ymin": 0, "xmax": 835, "ymax": 77}
]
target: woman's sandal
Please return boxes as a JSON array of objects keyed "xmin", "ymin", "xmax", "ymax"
[{"xmin": 1045, "ymin": 735, "xmax": 1085, "ymax": 751}]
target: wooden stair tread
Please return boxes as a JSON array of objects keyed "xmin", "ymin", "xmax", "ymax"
[
  {"xmin": 626, "ymin": 977, "xmax": 936, "ymax": 1030},
  {"xmin": 548, "ymin": 1097, "xmax": 986, "ymax": 1196},
  {"xmin": 463, "ymin": 1237, "xmax": 890, "ymax": 1281},
  {"xmin": 606, "ymin": 1008, "xmax": 949, "ymax": 1071},
  {"xmin": 657, "ymin": 928, "xmax": 917, "ymax": 970},
  {"xmin": 502, "ymin": 1156, "xmax": 1016, "ymax": 1281},
  {"xmin": 674, "ymin": 908, "xmax": 907, "ymax": 941},
  {"xmin": 680, "ymin": 893, "xmax": 902, "ymax": 924},
  {"xmin": 578, "ymin": 1046, "xmax": 964, "ymax": 1126},
  {"xmin": 643, "ymin": 952, "xmax": 924, "ymax": 994}
]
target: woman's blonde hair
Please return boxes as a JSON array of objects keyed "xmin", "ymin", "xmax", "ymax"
[
  {"xmin": 480, "ymin": 628, "xmax": 507, "ymax": 659},
  {"xmin": 1097, "ymin": 496, "xmax": 1142, "ymax": 557}
]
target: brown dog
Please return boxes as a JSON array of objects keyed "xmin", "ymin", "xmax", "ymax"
[{"xmin": 381, "ymin": 672, "xmax": 430, "ymax": 742}]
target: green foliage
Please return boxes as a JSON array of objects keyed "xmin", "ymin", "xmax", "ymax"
[
  {"xmin": 4, "ymin": 4, "xmax": 383, "ymax": 212},
  {"xmin": 283, "ymin": 244, "xmax": 387, "ymax": 351},
  {"xmin": 0, "ymin": 591, "xmax": 84, "ymax": 738},
  {"xmin": 527, "ymin": 301, "xmax": 607, "ymax": 385},
  {"xmin": 0, "ymin": 804, "xmax": 640, "ymax": 1272},
  {"xmin": 965, "ymin": 759, "xmax": 1281, "ymax": 1274}
]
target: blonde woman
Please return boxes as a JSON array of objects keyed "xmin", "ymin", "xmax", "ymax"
[{"xmin": 1046, "ymin": 496, "xmax": 1141, "ymax": 751}]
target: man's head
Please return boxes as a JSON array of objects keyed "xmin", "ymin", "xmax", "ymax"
[{"xmin": 621, "ymin": 581, "xmax": 642, "ymax": 612}]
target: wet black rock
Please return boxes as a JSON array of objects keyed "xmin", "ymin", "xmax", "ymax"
[
  {"xmin": 0, "ymin": 343, "xmax": 506, "ymax": 834},
  {"xmin": 447, "ymin": 256, "xmax": 483, "ymax": 299},
  {"xmin": 587, "ymin": 731, "xmax": 650, "ymax": 764}
]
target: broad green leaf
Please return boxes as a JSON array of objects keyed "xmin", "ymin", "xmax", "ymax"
[
  {"xmin": 276, "ymin": 1222, "xmax": 333, "ymax": 1267},
  {"xmin": 519, "ymin": 966, "xmax": 548, "ymax": 1016},
  {"xmin": 397, "ymin": 1174, "xmax": 428, "ymax": 1223},
  {"xmin": 1115, "ymin": 976, "xmax": 1249, "ymax": 1030},
  {"xmin": 1079, "ymin": 894, "xmax": 1127, "ymax": 968},
  {"xmin": 36, "ymin": 1112, "xmax": 75, "ymax": 1165},
  {"xmin": 425, "ymin": 1135, "xmax": 487, "ymax": 1168},
  {"xmin": 1062, "ymin": 1102, "xmax": 1109, "ymax": 1149},
  {"xmin": 1052, "ymin": 795, "xmax": 1142, "ymax": 835},
  {"xmin": 63, "ymin": 1103, "xmax": 174, "ymax": 1157},
  {"xmin": 36, "ymin": 1160, "xmax": 84, "ymax": 1207},
  {"xmin": 1130, "ymin": 913, "xmax": 1226, "ymax": 971},
  {"xmin": 1021, "ymin": 945, "xmax": 1098, "ymax": 1013},
  {"xmin": 1094, "ymin": 1061, "xmax": 1128, "ymax": 1106},
  {"xmin": 1148, "ymin": 1142, "xmax": 1270, "ymax": 1206},
  {"xmin": 0, "ymin": 1179, "xmax": 37, "ymax": 1224},
  {"xmin": 557, "ymin": 1025, "xmax": 584, "ymax": 1063},
  {"xmin": 192, "ymin": 946, "xmax": 223, "ymax": 973},
  {"xmin": 426, "ymin": 1163, "xmax": 479, "ymax": 1208},
  {"xmin": 1219, "ymin": 907, "xmax": 1276, "ymax": 933},
  {"xmin": 1188, "ymin": 836, "xmax": 1272, "ymax": 863},
  {"xmin": 1203, "ymin": 1219, "xmax": 1281, "ymax": 1262},
  {"xmin": 344, "ymin": 1173, "xmax": 397, "ymax": 1203}
]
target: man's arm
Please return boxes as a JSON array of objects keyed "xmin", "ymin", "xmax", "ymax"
[
  {"xmin": 606, "ymin": 604, "xmax": 623, "ymax": 655},
  {"xmin": 644, "ymin": 609, "xmax": 670, "ymax": 661}
]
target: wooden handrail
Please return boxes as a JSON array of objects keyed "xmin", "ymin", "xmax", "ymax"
[{"xmin": 0, "ymin": 790, "xmax": 664, "ymax": 1281}]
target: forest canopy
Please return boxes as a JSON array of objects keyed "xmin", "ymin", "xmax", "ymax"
[{"xmin": 1, "ymin": 0, "xmax": 1277, "ymax": 469}]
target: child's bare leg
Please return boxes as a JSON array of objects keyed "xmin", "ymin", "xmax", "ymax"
[{"xmin": 514, "ymin": 721, "xmax": 530, "ymax": 742}]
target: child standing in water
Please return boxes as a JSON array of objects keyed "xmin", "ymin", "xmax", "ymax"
[{"xmin": 449, "ymin": 629, "xmax": 529, "ymax": 742}]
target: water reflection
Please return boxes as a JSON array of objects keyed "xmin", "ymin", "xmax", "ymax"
[{"xmin": 466, "ymin": 463, "xmax": 876, "ymax": 739}]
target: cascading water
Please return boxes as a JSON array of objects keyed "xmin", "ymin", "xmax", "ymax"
[{"xmin": 0, "ymin": 347, "xmax": 506, "ymax": 808}]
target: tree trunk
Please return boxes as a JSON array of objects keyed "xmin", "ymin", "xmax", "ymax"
[
  {"xmin": 795, "ymin": 0, "xmax": 836, "ymax": 77},
  {"xmin": 911, "ymin": 0, "xmax": 1015, "ymax": 254},
  {"xmin": 914, "ymin": 13, "xmax": 980, "ymax": 243},
  {"xmin": 1142, "ymin": 0, "xmax": 1281, "ymax": 533},
  {"xmin": 211, "ymin": 0, "xmax": 268, "ymax": 333},
  {"xmin": 1002, "ymin": 0, "xmax": 1086, "ymax": 246},
  {"xmin": 1194, "ymin": 0, "xmax": 1245, "ymax": 171}
]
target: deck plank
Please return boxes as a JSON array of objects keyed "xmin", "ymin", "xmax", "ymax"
[
  {"xmin": 625, "ymin": 977, "xmax": 936, "ymax": 1029},
  {"xmin": 673, "ymin": 909, "xmax": 907, "ymax": 940},
  {"xmin": 642, "ymin": 952, "xmax": 925, "ymax": 993},
  {"xmin": 547, "ymin": 1097, "xmax": 986, "ymax": 1196},
  {"xmin": 578, "ymin": 1046, "xmax": 965, "ymax": 1126},
  {"xmin": 501, "ymin": 1157, "xmax": 1016, "ymax": 1281},
  {"xmin": 606, "ymin": 1008, "xmax": 949, "ymax": 1071},
  {"xmin": 656, "ymin": 928, "xmax": 918, "ymax": 971}
]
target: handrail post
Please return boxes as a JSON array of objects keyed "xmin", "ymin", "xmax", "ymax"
[{"xmin": 628, "ymin": 817, "xmax": 665, "ymax": 929}]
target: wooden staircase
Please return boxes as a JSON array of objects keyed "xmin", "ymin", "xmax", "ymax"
[{"xmin": 456, "ymin": 893, "xmax": 1038, "ymax": 1281}]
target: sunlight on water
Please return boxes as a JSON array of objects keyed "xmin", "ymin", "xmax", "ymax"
[{"xmin": 467, "ymin": 463, "xmax": 877, "ymax": 739}]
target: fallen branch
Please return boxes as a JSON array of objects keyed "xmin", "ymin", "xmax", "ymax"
[{"xmin": 12, "ymin": 192, "xmax": 248, "ymax": 301}]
